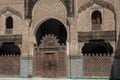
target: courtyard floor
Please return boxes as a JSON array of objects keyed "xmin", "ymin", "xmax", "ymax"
[{"xmin": 0, "ymin": 78, "xmax": 111, "ymax": 80}]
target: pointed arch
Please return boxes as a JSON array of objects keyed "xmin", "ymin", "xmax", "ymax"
[
  {"xmin": 78, "ymin": 0, "xmax": 115, "ymax": 16},
  {"xmin": 6, "ymin": 16, "xmax": 13, "ymax": 29},
  {"xmin": 0, "ymin": 7, "xmax": 22, "ymax": 18},
  {"xmin": 78, "ymin": 0, "xmax": 116, "ymax": 35},
  {"xmin": 35, "ymin": 18, "xmax": 67, "ymax": 45}
]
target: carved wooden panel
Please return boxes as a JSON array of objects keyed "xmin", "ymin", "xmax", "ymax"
[
  {"xmin": 34, "ymin": 52, "xmax": 66, "ymax": 78},
  {"xmin": 42, "ymin": 53, "xmax": 57, "ymax": 77},
  {"xmin": 34, "ymin": 35, "xmax": 66, "ymax": 78}
]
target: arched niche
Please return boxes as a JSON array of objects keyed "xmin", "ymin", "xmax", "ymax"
[{"xmin": 35, "ymin": 18, "xmax": 67, "ymax": 45}]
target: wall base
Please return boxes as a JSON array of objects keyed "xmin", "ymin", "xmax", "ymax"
[
  {"xmin": 67, "ymin": 56, "xmax": 83, "ymax": 78},
  {"xmin": 20, "ymin": 55, "xmax": 33, "ymax": 78}
]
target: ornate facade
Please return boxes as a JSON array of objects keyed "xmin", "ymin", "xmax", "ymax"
[{"xmin": 0, "ymin": 0, "xmax": 120, "ymax": 79}]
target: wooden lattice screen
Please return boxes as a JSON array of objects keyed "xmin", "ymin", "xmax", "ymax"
[
  {"xmin": 34, "ymin": 34, "xmax": 66, "ymax": 78},
  {"xmin": 0, "ymin": 55, "xmax": 20, "ymax": 76},
  {"xmin": 83, "ymin": 54, "xmax": 112, "ymax": 78}
]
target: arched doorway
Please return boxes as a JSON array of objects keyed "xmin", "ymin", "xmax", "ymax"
[
  {"xmin": 34, "ymin": 18, "xmax": 67, "ymax": 78},
  {"xmin": 0, "ymin": 42, "xmax": 21, "ymax": 76},
  {"xmin": 36, "ymin": 18, "xmax": 67, "ymax": 45}
]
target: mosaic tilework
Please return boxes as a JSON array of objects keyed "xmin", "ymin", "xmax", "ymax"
[{"xmin": 67, "ymin": 57, "xmax": 83, "ymax": 78}]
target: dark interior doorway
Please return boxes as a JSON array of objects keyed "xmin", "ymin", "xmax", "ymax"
[
  {"xmin": 0, "ymin": 42, "xmax": 21, "ymax": 56},
  {"xmin": 92, "ymin": 10, "xmax": 102, "ymax": 24},
  {"xmin": 82, "ymin": 40, "xmax": 113, "ymax": 55},
  {"xmin": 36, "ymin": 18, "xmax": 67, "ymax": 45}
]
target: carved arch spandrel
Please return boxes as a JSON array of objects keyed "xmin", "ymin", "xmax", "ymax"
[
  {"xmin": 78, "ymin": 0, "xmax": 117, "ymax": 34},
  {"xmin": 0, "ymin": 6, "xmax": 22, "ymax": 18},
  {"xmin": 78, "ymin": 0, "xmax": 115, "ymax": 15},
  {"xmin": 32, "ymin": 0, "xmax": 67, "ymax": 13}
]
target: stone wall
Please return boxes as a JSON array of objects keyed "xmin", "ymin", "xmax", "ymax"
[
  {"xmin": 77, "ymin": 4, "xmax": 115, "ymax": 32},
  {"xmin": 0, "ymin": 0, "xmax": 24, "ymax": 35}
]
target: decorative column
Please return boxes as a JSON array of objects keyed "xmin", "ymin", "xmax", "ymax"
[
  {"xmin": 110, "ymin": 0, "xmax": 120, "ymax": 79},
  {"xmin": 67, "ymin": 15, "xmax": 83, "ymax": 78},
  {"xmin": 20, "ymin": 19, "xmax": 33, "ymax": 78}
]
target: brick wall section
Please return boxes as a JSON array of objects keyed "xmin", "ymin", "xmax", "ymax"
[{"xmin": 83, "ymin": 54, "xmax": 112, "ymax": 78}]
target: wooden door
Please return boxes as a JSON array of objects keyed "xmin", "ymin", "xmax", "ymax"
[{"xmin": 42, "ymin": 53, "xmax": 58, "ymax": 77}]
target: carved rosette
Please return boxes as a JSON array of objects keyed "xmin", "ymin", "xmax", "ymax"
[{"xmin": 40, "ymin": 34, "xmax": 60, "ymax": 47}]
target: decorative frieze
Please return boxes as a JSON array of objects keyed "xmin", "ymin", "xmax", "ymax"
[
  {"xmin": 78, "ymin": 30, "xmax": 115, "ymax": 42},
  {"xmin": 34, "ymin": 34, "xmax": 66, "ymax": 53},
  {"xmin": 0, "ymin": 35, "xmax": 22, "ymax": 44},
  {"xmin": 0, "ymin": 6, "xmax": 22, "ymax": 18},
  {"xmin": 78, "ymin": 0, "xmax": 115, "ymax": 15}
]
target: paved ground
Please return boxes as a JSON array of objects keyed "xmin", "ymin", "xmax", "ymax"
[
  {"xmin": 0, "ymin": 78, "xmax": 110, "ymax": 80},
  {"xmin": 0, "ymin": 78, "xmax": 68, "ymax": 80}
]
